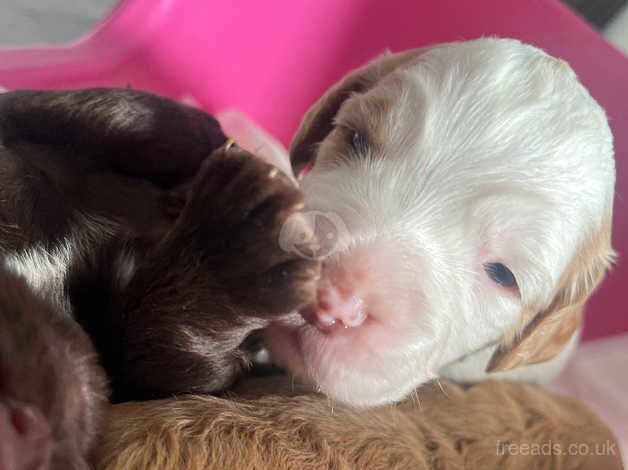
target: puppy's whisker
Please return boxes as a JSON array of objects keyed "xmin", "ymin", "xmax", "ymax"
[
  {"xmin": 411, "ymin": 389, "xmax": 422, "ymax": 410},
  {"xmin": 326, "ymin": 396, "xmax": 336, "ymax": 415},
  {"xmin": 436, "ymin": 378, "xmax": 449, "ymax": 399}
]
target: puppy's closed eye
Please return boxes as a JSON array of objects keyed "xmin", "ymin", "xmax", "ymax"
[
  {"xmin": 484, "ymin": 262, "xmax": 517, "ymax": 287},
  {"xmin": 349, "ymin": 130, "xmax": 369, "ymax": 156},
  {"xmin": 334, "ymin": 125, "xmax": 370, "ymax": 157}
]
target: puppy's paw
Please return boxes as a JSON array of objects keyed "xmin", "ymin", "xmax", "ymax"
[{"xmin": 173, "ymin": 144, "xmax": 321, "ymax": 316}]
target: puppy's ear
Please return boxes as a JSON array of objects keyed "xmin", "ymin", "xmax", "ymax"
[
  {"xmin": 487, "ymin": 220, "xmax": 616, "ymax": 372},
  {"xmin": 0, "ymin": 89, "xmax": 226, "ymax": 186},
  {"xmin": 290, "ymin": 48, "xmax": 427, "ymax": 173}
]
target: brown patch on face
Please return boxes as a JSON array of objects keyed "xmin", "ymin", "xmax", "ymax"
[
  {"xmin": 487, "ymin": 216, "xmax": 615, "ymax": 372},
  {"xmin": 314, "ymin": 79, "xmax": 410, "ymax": 168},
  {"xmin": 290, "ymin": 48, "xmax": 430, "ymax": 172}
]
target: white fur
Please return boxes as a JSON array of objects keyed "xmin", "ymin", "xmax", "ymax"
[
  {"xmin": 2, "ymin": 215, "xmax": 121, "ymax": 315},
  {"xmin": 440, "ymin": 327, "xmax": 581, "ymax": 385},
  {"xmin": 4, "ymin": 238, "xmax": 76, "ymax": 315},
  {"xmin": 265, "ymin": 38, "xmax": 615, "ymax": 406}
]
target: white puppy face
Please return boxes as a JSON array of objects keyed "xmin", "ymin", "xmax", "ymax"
[{"xmin": 263, "ymin": 38, "xmax": 615, "ymax": 407}]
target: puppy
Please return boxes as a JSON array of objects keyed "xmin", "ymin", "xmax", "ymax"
[
  {"xmin": 93, "ymin": 377, "xmax": 624, "ymax": 470},
  {"xmin": 263, "ymin": 38, "xmax": 616, "ymax": 407},
  {"xmin": 0, "ymin": 89, "xmax": 318, "ymax": 468},
  {"xmin": 0, "ymin": 268, "xmax": 108, "ymax": 470}
]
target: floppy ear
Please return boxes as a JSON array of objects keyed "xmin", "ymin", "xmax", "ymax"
[
  {"xmin": 0, "ymin": 88, "xmax": 226, "ymax": 187},
  {"xmin": 290, "ymin": 48, "xmax": 428, "ymax": 173},
  {"xmin": 487, "ymin": 219, "xmax": 616, "ymax": 372}
]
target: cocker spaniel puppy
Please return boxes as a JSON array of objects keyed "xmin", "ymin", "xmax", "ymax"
[{"xmin": 263, "ymin": 38, "xmax": 616, "ymax": 406}]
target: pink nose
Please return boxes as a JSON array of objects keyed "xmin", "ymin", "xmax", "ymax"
[{"xmin": 302, "ymin": 283, "xmax": 367, "ymax": 329}]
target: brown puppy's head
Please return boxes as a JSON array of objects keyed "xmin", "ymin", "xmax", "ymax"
[{"xmin": 264, "ymin": 38, "xmax": 616, "ymax": 406}]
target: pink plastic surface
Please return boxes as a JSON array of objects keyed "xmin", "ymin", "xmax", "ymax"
[{"xmin": 0, "ymin": 0, "xmax": 626, "ymax": 340}]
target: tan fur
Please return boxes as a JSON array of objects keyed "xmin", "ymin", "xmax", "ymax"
[
  {"xmin": 93, "ymin": 377, "xmax": 623, "ymax": 470},
  {"xmin": 489, "ymin": 217, "xmax": 616, "ymax": 372},
  {"xmin": 290, "ymin": 47, "xmax": 428, "ymax": 172}
]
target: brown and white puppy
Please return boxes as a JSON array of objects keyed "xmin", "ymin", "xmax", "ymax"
[
  {"xmin": 263, "ymin": 38, "xmax": 616, "ymax": 406},
  {"xmin": 0, "ymin": 89, "xmax": 318, "ymax": 469}
]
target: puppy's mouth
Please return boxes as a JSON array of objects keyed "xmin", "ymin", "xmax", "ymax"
[
  {"xmin": 265, "ymin": 281, "xmax": 393, "ymax": 371},
  {"xmin": 299, "ymin": 280, "xmax": 370, "ymax": 330}
]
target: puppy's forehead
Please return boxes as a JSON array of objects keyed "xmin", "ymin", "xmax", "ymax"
[{"xmin": 354, "ymin": 42, "xmax": 613, "ymax": 203}]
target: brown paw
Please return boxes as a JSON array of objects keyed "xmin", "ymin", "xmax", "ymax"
[{"xmin": 173, "ymin": 144, "xmax": 321, "ymax": 316}]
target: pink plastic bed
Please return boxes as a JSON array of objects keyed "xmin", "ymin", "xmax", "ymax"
[{"xmin": 0, "ymin": 0, "xmax": 626, "ymax": 341}]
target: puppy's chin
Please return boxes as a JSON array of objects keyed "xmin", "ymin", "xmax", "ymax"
[{"xmin": 262, "ymin": 314, "xmax": 434, "ymax": 407}]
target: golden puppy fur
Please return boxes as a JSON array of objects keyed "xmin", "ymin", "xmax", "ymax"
[{"xmin": 94, "ymin": 378, "xmax": 622, "ymax": 470}]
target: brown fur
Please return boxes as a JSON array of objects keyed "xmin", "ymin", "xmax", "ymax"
[
  {"xmin": 94, "ymin": 377, "xmax": 623, "ymax": 470},
  {"xmin": 0, "ymin": 88, "xmax": 319, "ymax": 402},
  {"xmin": 0, "ymin": 88, "xmax": 320, "ymax": 468},
  {"xmin": 290, "ymin": 48, "xmax": 428, "ymax": 173},
  {"xmin": 0, "ymin": 267, "xmax": 108, "ymax": 469}
]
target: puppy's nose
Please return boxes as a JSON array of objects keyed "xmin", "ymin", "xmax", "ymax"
[
  {"xmin": 0, "ymin": 401, "xmax": 53, "ymax": 470},
  {"xmin": 301, "ymin": 283, "xmax": 367, "ymax": 330}
]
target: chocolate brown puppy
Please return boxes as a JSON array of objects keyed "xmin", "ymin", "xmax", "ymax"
[{"xmin": 0, "ymin": 89, "xmax": 318, "ymax": 469}]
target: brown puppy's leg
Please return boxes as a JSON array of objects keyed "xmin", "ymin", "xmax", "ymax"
[
  {"xmin": 0, "ymin": 268, "xmax": 108, "ymax": 470},
  {"xmin": 70, "ymin": 146, "xmax": 320, "ymax": 400},
  {"xmin": 165, "ymin": 144, "xmax": 320, "ymax": 313}
]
